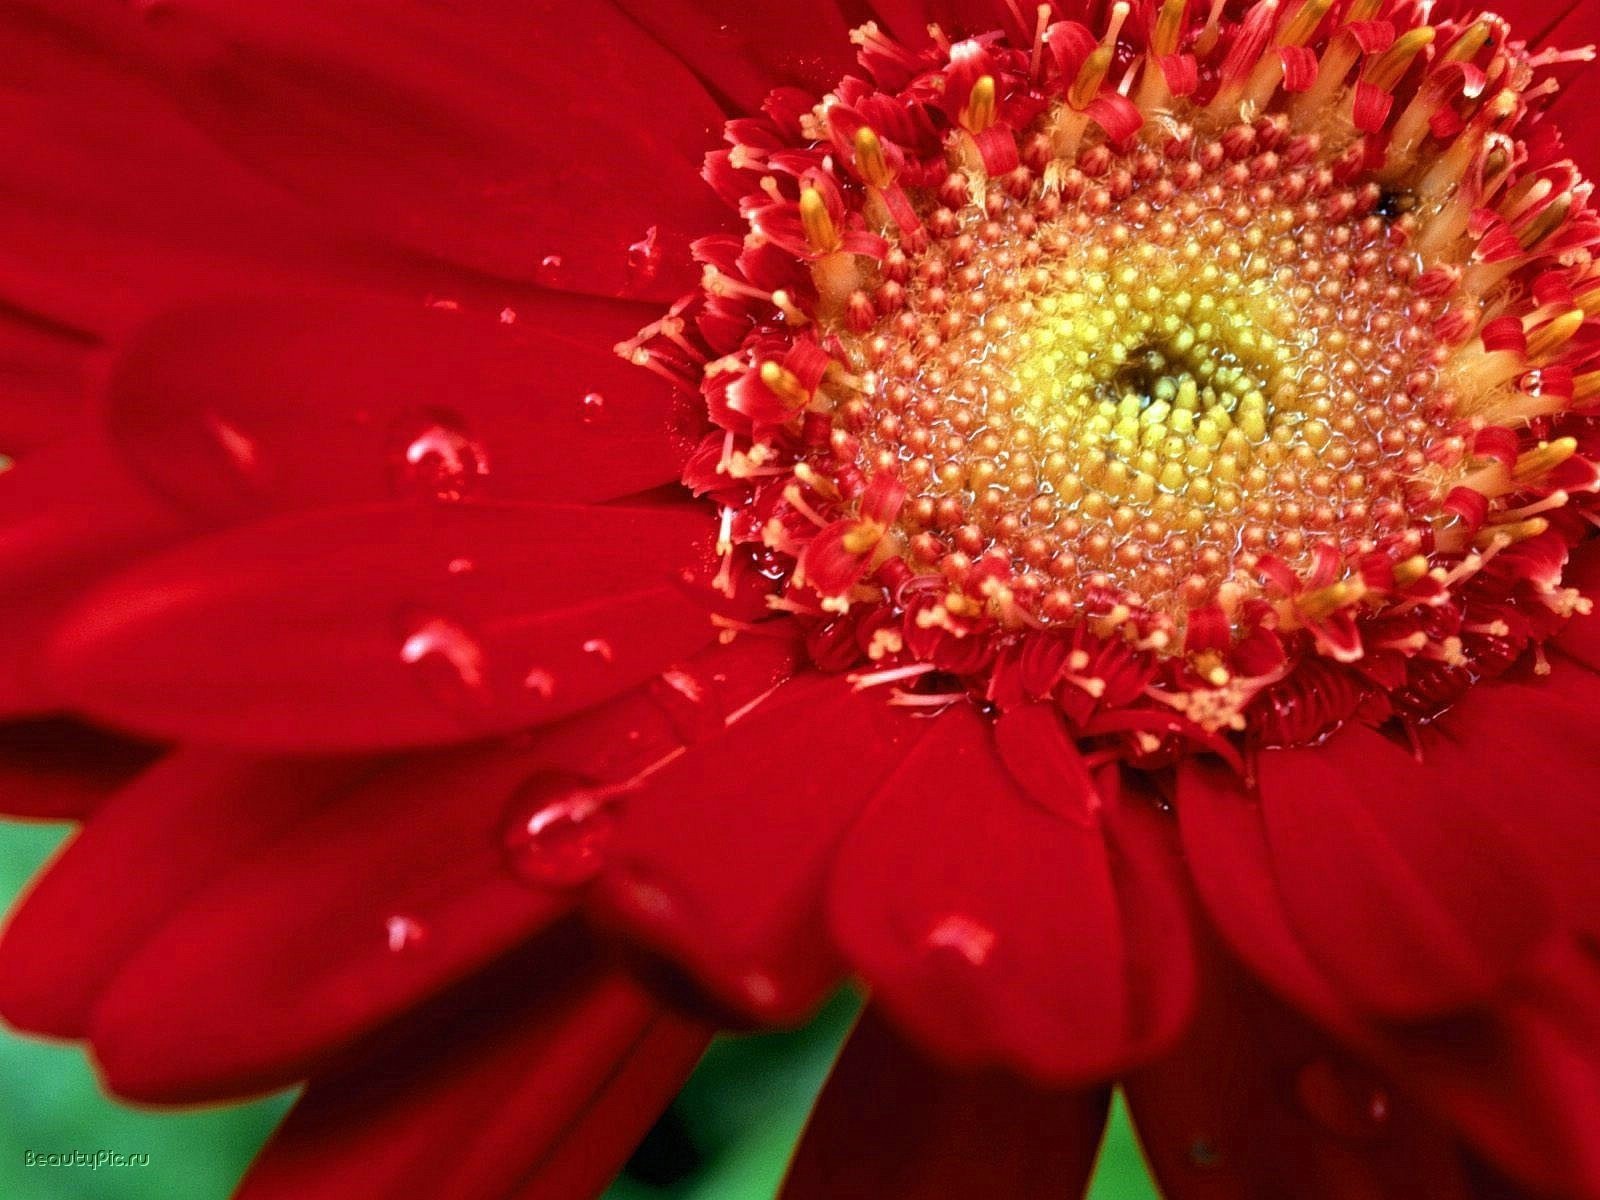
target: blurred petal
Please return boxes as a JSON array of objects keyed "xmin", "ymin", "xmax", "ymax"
[
  {"xmin": 105, "ymin": 295, "xmax": 693, "ymax": 522},
  {"xmin": 131, "ymin": 0, "xmax": 731, "ymax": 299},
  {"xmin": 829, "ymin": 704, "xmax": 1193, "ymax": 1082},
  {"xmin": 0, "ymin": 720, "xmax": 158, "ymax": 821},
  {"xmin": 783, "ymin": 1006, "xmax": 1110, "ymax": 1199},
  {"xmin": 46, "ymin": 502, "xmax": 721, "ymax": 752},
  {"xmin": 236, "ymin": 949, "xmax": 710, "ymax": 1200},
  {"xmin": 590, "ymin": 673, "xmax": 929, "ymax": 1024}
]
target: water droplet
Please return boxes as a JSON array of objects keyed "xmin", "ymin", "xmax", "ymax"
[
  {"xmin": 447, "ymin": 557, "xmax": 475, "ymax": 575},
  {"xmin": 648, "ymin": 667, "xmax": 726, "ymax": 743},
  {"xmin": 923, "ymin": 913, "xmax": 997, "ymax": 965},
  {"xmin": 582, "ymin": 638, "xmax": 615, "ymax": 662},
  {"xmin": 400, "ymin": 614, "xmax": 489, "ymax": 710},
  {"xmin": 537, "ymin": 254, "xmax": 568, "ymax": 287},
  {"xmin": 499, "ymin": 306, "xmax": 518, "ymax": 325},
  {"xmin": 501, "ymin": 774, "xmax": 618, "ymax": 888},
  {"xmin": 203, "ymin": 412, "xmax": 263, "ymax": 481},
  {"xmin": 1295, "ymin": 1058, "xmax": 1393, "ymax": 1141},
  {"xmin": 581, "ymin": 392, "xmax": 606, "ymax": 423},
  {"xmin": 627, "ymin": 225, "xmax": 663, "ymax": 288},
  {"xmin": 390, "ymin": 409, "xmax": 489, "ymax": 502},
  {"xmin": 385, "ymin": 914, "xmax": 427, "ymax": 952},
  {"xmin": 522, "ymin": 666, "xmax": 557, "ymax": 698}
]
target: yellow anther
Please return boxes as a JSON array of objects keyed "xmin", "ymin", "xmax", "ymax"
[
  {"xmin": 759, "ymin": 359, "xmax": 811, "ymax": 407},
  {"xmin": 1525, "ymin": 308, "xmax": 1585, "ymax": 361},
  {"xmin": 853, "ymin": 127, "xmax": 893, "ymax": 189},
  {"xmin": 964, "ymin": 75, "xmax": 997, "ymax": 134},
  {"xmin": 1575, "ymin": 368, "xmax": 1600, "ymax": 402},
  {"xmin": 1476, "ymin": 517, "xmax": 1549, "ymax": 548},
  {"xmin": 1363, "ymin": 27, "xmax": 1435, "ymax": 90},
  {"xmin": 799, "ymin": 186, "xmax": 839, "ymax": 254},
  {"xmin": 1152, "ymin": 0, "xmax": 1187, "ymax": 56},
  {"xmin": 1512, "ymin": 437, "xmax": 1579, "ymax": 482},
  {"xmin": 1071, "ymin": 45, "xmax": 1115, "ymax": 109},
  {"xmin": 1280, "ymin": 0, "xmax": 1334, "ymax": 47},
  {"xmin": 1441, "ymin": 19, "xmax": 1494, "ymax": 64},
  {"xmin": 1517, "ymin": 194, "xmax": 1572, "ymax": 250},
  {"xmin": 1297, "ymin": 578, "xmax": 1367, "ymax": 620},
  {"xmin": 841, "ymin": 520, "xmax": 886, "ymax": 555},
  {"xmin": 1392, "ymin": 556, "xmax": 1430, "ymax": 588}
]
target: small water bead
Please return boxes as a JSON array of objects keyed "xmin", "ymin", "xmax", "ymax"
[
  {"xmin": 500, "ymin": 773, "xmax": 619, "ymax": 888},
  {"xmin": 581, "ymin": 392, "xmax": 606, "ymax": 423},
  {"xmin": 390, "ymin": 408, "xmax": 490, "ymax": 502},
  {"xmin": 1294, "ymin": 1058, "xmax": 1395, "ymax": 1141},
  {"xmin": 400, "ymin": 613, "xmax": 490, "ymax": 711}
]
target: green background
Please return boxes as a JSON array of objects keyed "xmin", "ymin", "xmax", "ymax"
[{"xmin": 0, "ymin": 821, "xmax": 1162, "ymax": 1199}]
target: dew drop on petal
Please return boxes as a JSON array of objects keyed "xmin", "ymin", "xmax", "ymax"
[
  {"xmin": 581, "ymin": 392, "xmax": 606, "ymax": 424},
  {"xmin": 447, "ymin": 557, "xmax": 475, "ymax": 575},
  {"xmin": 582, "ymin": 637, "xmax": 615, "ymax": 662},
  {"xmin": 522, "ymin": 666, "xmax": 557, "ymax": 698},
  {"xmin": 390, "ymin": 408, "xmax": 489, "ymax": 502},
  {"xmin": 501, "ymin": 774, "xmax": 618, "ymax": 888},
  {"xmin": 649, "ymin": 667, "xmax": 725, "ymax": 743},
  {"xmin": 923, "ymin": 913, "xmax": 997, "ymax": 965},
  {"xmin": 384, "ymin": 914, "xmax": 427, "ymax": 952},
  {"xmin": 400, "ymin": 613, "xmax": 490, "ymax": 711},
  {"xmin": 1294, "ymin": 1059, "xmax": 1394, "ymax": 1141},
  {"xmin": 627, "ymin": 225, "xmax": 663, "ymax": 288},
  {"xmin": 536, "ymin": 254, "xmax": 568, "ymax": 287}
]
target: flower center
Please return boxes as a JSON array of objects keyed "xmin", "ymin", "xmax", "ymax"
[
  {"xmin": 828, "ymin": 132, "xmax": 1447, "ymax": 627},
  {"xmin": 632, "ymin": 2, "xmax": 1600, "ymax": 753}
]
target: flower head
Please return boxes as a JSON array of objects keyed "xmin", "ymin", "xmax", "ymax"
[{"xmin": 2, "ymin": 2, "xmax": 1600, "ymax": 1199}]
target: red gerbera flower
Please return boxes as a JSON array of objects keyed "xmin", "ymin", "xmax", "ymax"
[{"xmin": 5, "ymin": 0, "xmax": 1600, "ymax": 1196}]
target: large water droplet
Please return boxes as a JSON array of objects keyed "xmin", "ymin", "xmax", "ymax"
[
  {"xmin": 384, "ymin": 913, "xmax": 427, "ymax": 952},
  {"xmin": 390, "ymin": 408, "xmax": 489, "ymax": 501},
  {"xmin": 501, "ymin": 773, "xmax": 618, "ymax": 888},
  {"xmin": 400, "ymin": 613, "xmax": 490, "ymax": 711},
  {"xmin": 1294, "ymin": 1059, "xmax": 1393, "ymax": 1141}
]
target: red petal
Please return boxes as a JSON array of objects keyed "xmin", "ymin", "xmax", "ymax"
[
  {"xmin": 1359, "ymin": 939, "xmax": 1600, "ymax": 1198},
  {"xmin": 1126, "ymin": 929, "xmax": 1480, "ymax": 1200},
  {"xmin": 236, "ymin": 952, "xmax": 710, "ymax": 1200},
  {"xmin": 830, "ymin": 704, "xmax": 1194, "ymax": 1082},
  {"xmin": 0, "ymin": 310, "xmax": 93, "ymax": 453},
  {"xmin": 134, "ymin": 0, "xmax": 731, "ymax": 300},
  {"xmin": 0, "ymin": 7, "xmax": 448, "ymax": 336},
  {"xmin": 1255, "ymin": 725, "xmax": 1556, "ymax": 1018},
  {"xmin": 105, "ymin": 296, "xmax": 694, "ymax": 523},
  {"xmin": 81, "ymin": 636, "xmax": 793, "ymax": 1101},
  {"xmin": 782, "ymin": 1006, "xmax": 1110, "ymax": 1199},
  {"xmin": 0, "ymin": 750, "xmax": 365, "ymax": 1039},
  {"xmin": 0, "ymin": 719, "xmax": 158, "ymax": 820},
  {"xmin": 1427, "ymin": 667, "xmax": 1600, "ymax": 937},
  {"xmin": 45, "ymin": 501, "xmax": 721, "ymax": 752},
  {"xmin": 613, "ymin": 1, "xmax": 859, "ymax": 113},
  {"xmin": 0, "ymin": 437, "xmax": 185, "ymax": 716},
  {"xmin": 589, "ymin": 673, "xmax": 930, "ymax": 1024}
]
